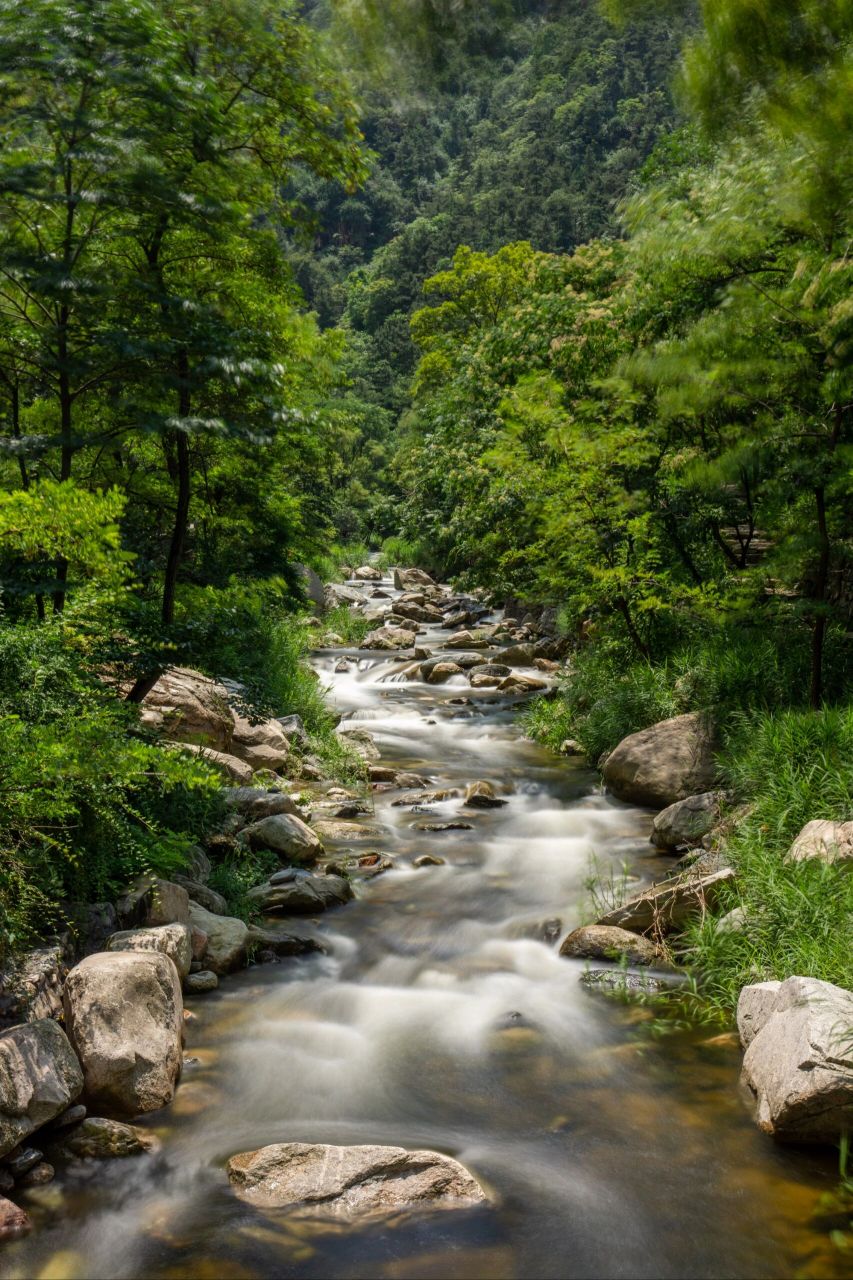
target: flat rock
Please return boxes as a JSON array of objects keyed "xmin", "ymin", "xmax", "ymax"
[
  {"xmin": 596, "ymin": 867, "xmax": 735, "ymax": 935},
  {"xmin": 223, "ymin": 788, "xmax": 303, "ymax": 822},
  {"xmin": 738, "ymin": 976, "xmax": 853, "ymax": 1143},
  {"xmin": 227, "ymin": 1142, "xmax": 486, "ymax": 1218},
  {"xmin": 63, "ymin": 952, "xmax": 183, "ymax": 1117},
  {"xmin": 559, "ymin": 925, "xmax": 660, "ymax": 966},
  {"xmin": 602, "ymin": 713, "xmax": 718, "ymax": 808},
  {"xmin": 173, "ymin": 742, "xmax": 254, "ymax": 785},
  {"xmin": 107, "ymin": 923, "xmax": 192, "ymax": 981},
  {"xmin": 579, "ymin": 970, "xmax": 670, "ymax": 995},
  {"xmin": 247, "ymin": 872, "xmax": 353, "ymax": 915},
  {"xmin": 0, "ymin": 1021, "xmax": 83, "ymax": 1159}
]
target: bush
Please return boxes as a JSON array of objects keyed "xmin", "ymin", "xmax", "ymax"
[{"xmin": 0, "ymin": 622, "xmax": 222, "ymax": 959}]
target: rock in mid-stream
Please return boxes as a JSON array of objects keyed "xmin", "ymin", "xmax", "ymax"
[{"xmin": 226, "ymin": 1142, "xmax": 487, "ymax": 1218}]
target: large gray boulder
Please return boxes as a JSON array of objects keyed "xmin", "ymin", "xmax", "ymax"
[
  {"xmin": 63, "ymin": 952, "xmax": 183, "ymax": 1116},
  {"xmin": 360, "ymin": 626, "xmax": 416, "ymax": 651},
  {"xmin": 393, "ymin": 568, "xmax": 437, "ymax": 590},
  {"xmin": 785, "ymin": 820, "xmax": 853, "ymax": 868},
  {"xmin": 139, "ymin": 666, "xmax": 233, "ymax": 750},
  {"xmin": 106, "ymin": 923, "xmax": 192, "ymax": 981},
  {"xmin": 247, "ymin": 871, "xmax": 353, "ymax": 915},
  {"xmin": 737, "ymin": 976, "xmax": 853, "ymax": 1143},
  {"xmin": 559, "ymin": 925, "xmax": 660, "ymax": 967},
  {"xmin": 173, "ymin": 877, "xmax": 228, "ymax": 917},
  {"xmin": 353, "ymin": 564, "xmax": 383, "ymax": 582},
  {"xmin": 173, "ymin": 742, "xmax": 254, "ymax": 785},
  {"xmin": 0, "ymin": 1020, "xmax": 83, "ymax": 1158},
  {"xmin": 187, "ymin": 903, "xmax": 249, "ymax": 975},
  {"xmin": 223, "ymin": 788, "xmax": 303, "ymax": 822},
  {"xmin": 227, "ymin": 1142, "xmax": 486, "ymax": 1218},
  {"xmin": 229, "ymin": 714, "xmax": 290, "ymax": 773},
  {"xmin": 115, "ymin": 875, "xmax": 190, "ymax": 930},
  {"xmin": 324, "ymin": 583, "xmax": 366, "ymax": 608},
  {"xmin": 242, "ymin": 813, "xmax": 323, "ymax": 864},
  {"xmin": 603, "ymin": 713, "xmax": 718, "ymax": 808},
  {"xmin": 597, "ymin": 867, "xmax": 735, "ymax": 935},
  {"xmin": 650, "ymin": 791, "xmax": 724, "ymax": 851}
]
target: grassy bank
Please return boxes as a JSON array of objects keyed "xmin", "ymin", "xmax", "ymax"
[{"xmin": 524, "ymin": 633, "xmax": 853, "ymax": 1017}]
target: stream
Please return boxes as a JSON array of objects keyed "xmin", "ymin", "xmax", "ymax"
[{"xmin": 5, "ymin": 573, "xmax": 843, "ymax": 1280}]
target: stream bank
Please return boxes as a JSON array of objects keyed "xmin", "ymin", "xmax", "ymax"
[{"xmin": 2, "ymin": 568, "xmax": 847, "ymax": 1279}]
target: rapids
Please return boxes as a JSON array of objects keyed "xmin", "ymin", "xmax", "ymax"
[{"xmin": 5, "ymin": 573, "xmax": 843, "ymax": 1279}]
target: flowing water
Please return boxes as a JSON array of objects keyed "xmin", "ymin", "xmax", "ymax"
[{"xmin": 6, "ymin": 575, "xmax": 846, "ymax": 1280}]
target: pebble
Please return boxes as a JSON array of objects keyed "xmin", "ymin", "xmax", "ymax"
[
  {"xmin": 2, "ymin": 1146, "xmax": 43, "ymax": 1177},
  {"xmin": 49, "ymin": 1104, "xmax": 87, "ymax": 1131},
  {"xmin": 185, "ymin": 970, "xmax": 218, "ymax": 993},
  {"xmin": 414, "ymin": 854, "xmax": 446, "ymax": 867},
  {"xmin": 19, "ymin": 1161, "xmax": 54, "ymax": 1187}
]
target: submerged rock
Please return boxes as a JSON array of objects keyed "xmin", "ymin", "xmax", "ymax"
[
  {"xmin": 579, "ymin": 970, "xmax": 670, "ymax": 995},
  {"xmin": 602, "ymin": 713, "xmax": 718, "ymax": 808},
  {"xmin": 53, "ymin": 1117, "xmax": 157, "ymax": 1159},
  {"xmin": 226, "ymin": 1142, "xmax": 486, "ymax": 1218}
]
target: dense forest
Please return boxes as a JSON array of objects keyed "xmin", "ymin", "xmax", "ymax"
[{"xmin": 0, "ymin": 0, "xmax": 852, "ymax": 1271}]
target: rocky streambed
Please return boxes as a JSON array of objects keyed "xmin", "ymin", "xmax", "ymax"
[{"xmin": 1, "ymin": 567, "xmax": 850, "ymax": 1279}]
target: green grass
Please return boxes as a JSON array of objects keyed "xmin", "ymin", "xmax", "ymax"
[{"xmin": 323, "ymin": 603, "xmax": 374, "ymax": 645}]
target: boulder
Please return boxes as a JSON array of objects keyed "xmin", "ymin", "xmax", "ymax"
[
  {"xmin": 394, "ymin": 601, "xmax": 443, "ymax": 624},
  {"xmin": 499, "ymin": 643, "xmax": 535, "ymax": 666},
  {"xmin": 242, "ymin": 813, "xmax": 323, "ymax": 865},
  {"xmin": 785, "ymin": 820, "xmax": 853, "ymax": 868},
  {"xmin": 311, "ymin": 818, "xmax": 383, "ymax": 842},
  {"xmin": 106, "ymin": 923, "xmax": 192, "ymax": 981},
  {"xmin": 353, "ymin": 565, "xmax": 383, "ymax": 581},
  {"xmin": 464, "ymin": 781, "xmax": 507, "ymax": 809},
  {"xmin": 0, "ymin": 1020, "xmax": 83, "ymax": 1158},
  {"xmin": 393, "ymin": 568, "xmax": 437, "ymax": 590},
  {"xmin": 596, "ymin": 867, "xmax": 735, "ymax": 935},
  {"xmin": 425, "ymin": 662, "xmax": 465, "ymax": 685},
  {"xmin": 229, "ymin": 715, "xmax": 290, "ymax": 773},
  {"xmin": 53, "ymin": 1116, "xmax": 157, "ymax": 1159},
  {"xmin": 116, "ymin": 875, "xmax": 190, "ymax": 929},
  {"xmin": 276, "ymin": 715, "xmax": 310, "ymax": 749},
  {"xmin": 497, "ymin": 674, "xmax": 547, "ymax": 693},
  {"xmin": 360, "ymin": 626, "xmax": 415, "ymax": 651},
  {"xmin": 444, "ymin": 631, "xmax": 490, "ymax": 650},
  {"xmin": 0, "ymin": 1196, "xmax": 30, "ymax": 1242},
  {"xmin": 0, "ymin": 946, "xmax": 67, "ymax": 1027},
  {"xmin": 63, "ymin": 952, "xmax": 183, "ymax": 1116},
  {"xmin": 738, "ymin": 976, "xmax": 853, "ymax": 1143},
  {"xmin": 184, "ymin": 970, "xmax": 218, "ymax": 994},
  {"xmin": 650, "ymin": 791, "xmax": 724, "ymax": 850},
  {"xmin": 227, "ymin": 1142, "xmax": 485, "ymax": 1218},
  {"xmin": 469, "ymin": 673, "xmax": 502, "ymax": 689},
  {"xmin": 336, "ymin": 727, "xmax": 380, "ymax": 761},
  {"xmin": 140, "ymin": 667, "xmax": 233, "ymax": 750},
  {"xmin": 559, "ymin": 925, "xmax": 660, "ymax": 967},
  {"xmin": 324, "ymin": 583, "xmax": 366, "ymax": 608},
  {"xmin": 602, "ymin": 713, "xmax": 718, "ymax": 808},
  {"xmin": 187, "ymin": 904, "xmax": 249, "ymax": 975},
  {"xmin": 247, "ymin": 871, "xmax": 353, "ymax": 915},
  {"xmin": 173, "ymin": 877, "xmax": 228, "ymax": 917},
  {"xmin": 173, "ymin": 742, "xmax": 254, "ymax": 785},
  {"xmin": 223, "ymin": 787, "xmax": 303, "ymax": 822},
  {"xmin": 184, "ymin": 845, "xmax": 212, "ymax": 884}
]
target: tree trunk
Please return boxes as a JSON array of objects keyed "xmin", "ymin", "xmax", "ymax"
[
  {"xmin": 809, "ymin": 484, "xmax": 830, "ymax": 711},
  {"xmin": 161, "ymin": 348, "xmax": 191, "ymax": 627},
  {"xmin": 53, "ymin": 321, "xmax": 73, "ymax": 614}
]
